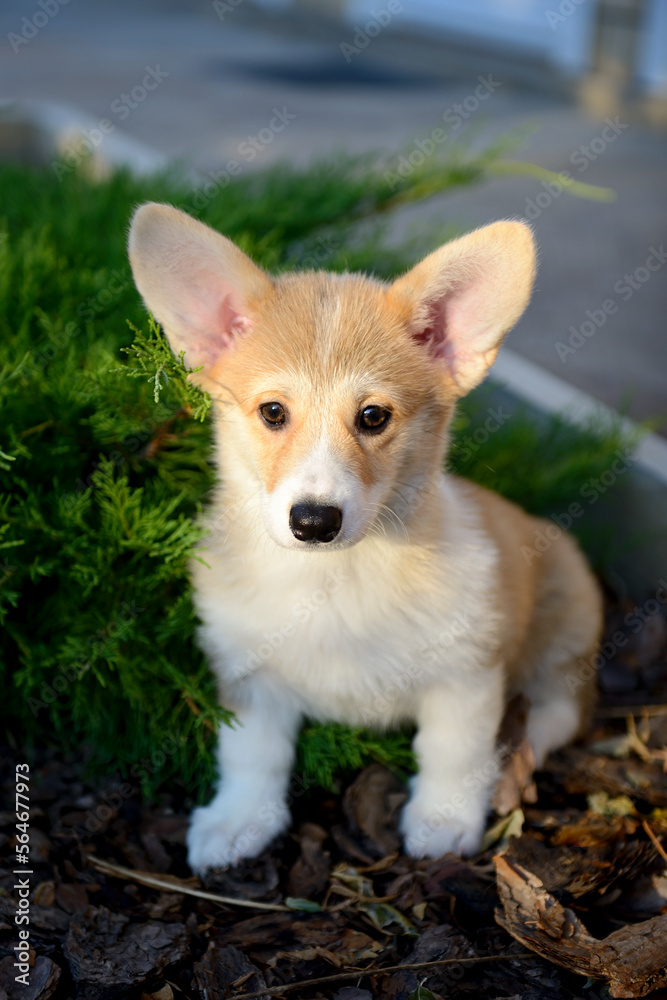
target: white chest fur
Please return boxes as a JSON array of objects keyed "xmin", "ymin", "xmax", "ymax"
[{"xmin": 192, "ymin": 477, "xmax": 503, "ymax": 727}]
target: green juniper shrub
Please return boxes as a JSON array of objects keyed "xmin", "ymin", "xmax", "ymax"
[{"xmin": 0, "ymin": 146, "xmax": 630, "ymax": 799}]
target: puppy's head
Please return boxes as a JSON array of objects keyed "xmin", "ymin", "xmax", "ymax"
[{"xmin": 128, "ymin": 205, "xmax": 535, "ymax": 549}]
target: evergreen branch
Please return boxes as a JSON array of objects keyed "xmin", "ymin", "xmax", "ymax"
[
  {"xmin": 117, "ymin": 316, "xmax": 211, "ymax": 420},
  {"xmin": 488, "ymin": 160, "xmax": 616, "ymax": 201}
]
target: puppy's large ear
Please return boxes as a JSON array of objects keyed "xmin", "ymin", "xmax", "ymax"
[
  {"xmin": 388, "ymin": 221, "xmax": 535, "ymax": 396},
  {"xmin": 128, "ymin": 203, "xmax": 272, "ymax": 387}
]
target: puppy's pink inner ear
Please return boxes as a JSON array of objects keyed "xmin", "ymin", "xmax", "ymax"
[
  {"xmin": 411, "ymin": 297, "xmax": 448, "ymax": 358},
  {"xmin": 217, "ymin": 291, "xmax": 251, "ymax": 345},
  {"xmin": 174, "ymin": 279, "xmax": 251, "ymax": 364},
  {"xmin": 411, "ymin": 294, "xmax": 477, "ymax": 374}
]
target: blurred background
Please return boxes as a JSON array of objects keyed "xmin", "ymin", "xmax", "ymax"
[{"xmin": 1, "ymin": 0, "xmax": 665, "ymax": 433}]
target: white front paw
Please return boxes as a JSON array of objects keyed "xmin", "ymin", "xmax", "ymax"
[
  {"xmin": 399, "ymin": 792, "xmax": 486, "ymax": 859},
  {"xmin": 187, "ymin": 794, "xmax": 290, "ymax": 873}
]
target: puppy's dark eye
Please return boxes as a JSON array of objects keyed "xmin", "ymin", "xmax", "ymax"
[
  {"xmin": 358, "ymin": 405, "xmax": 391, "ymax": 434},
  {"xmin": 260, "ymin": 402, "xmax": 286, "ymax": 427}
]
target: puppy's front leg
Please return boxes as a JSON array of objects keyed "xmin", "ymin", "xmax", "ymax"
[
  {"xmin": 400, "ymin": 668, "xmax": 505, "ymax": 858},
  {"xmin": 187, "ymin": 676, "xmax": 302, "ymax": 873}
]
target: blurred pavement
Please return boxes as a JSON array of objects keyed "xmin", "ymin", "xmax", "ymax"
[{"xmin": 1, "ymin": 0, "xmax": 665, "ymax": 431}]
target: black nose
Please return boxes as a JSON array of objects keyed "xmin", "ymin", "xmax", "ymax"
[{"xmin": 289, "ymin": 502, "xmax": 342, "ymax": 543}]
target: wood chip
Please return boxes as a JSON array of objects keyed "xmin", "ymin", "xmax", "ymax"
[
  {"xmin": 63, "ymin": 906, "xmax": 189, "ymax": 1000},
  {"xmin": 194, "ymin": 943, "xmax": 271, "ymax": 1000},
  {"xmin": 494, "ymin": 854, "xmax": 667, "ymax": 997}
]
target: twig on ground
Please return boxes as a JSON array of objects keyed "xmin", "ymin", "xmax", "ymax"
[
  {"xmin": 595, "ymin": 704, "xmax": 667, "ymax": 719},
  {"xmin": 641, "ymin": 819, "xmax": 667, "ymax": 866},
  {"xmin": 88, "ymin": 855, "xmax": 291, "ymax": 912},
  {"xmin": 229, "ymin": 953, "xmax": 535, "ymax": 1000}
]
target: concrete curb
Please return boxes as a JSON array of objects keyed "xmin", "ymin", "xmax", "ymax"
[
  {"xmin": 493, "ymin": 348, "xmax": 667, "ymax": 485},
  {"xmin": 0, "ymin": 98, "xmax": 168, "ymax": 176}
]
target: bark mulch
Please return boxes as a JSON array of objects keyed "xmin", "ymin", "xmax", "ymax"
[{"xmin": 2, "ymin": 589, "xmax": 667, "ymax": 1000}]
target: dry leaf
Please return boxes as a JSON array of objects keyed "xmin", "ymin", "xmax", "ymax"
[{"xmin": 481, "ymin": 808, "xmax": 524, "ymax": 852}]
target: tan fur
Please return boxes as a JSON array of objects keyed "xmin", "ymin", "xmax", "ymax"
[
  {"xmin": 464, "ymin": 482, "xmax": 601, "ymax": 719},
  {"xmin": 202, "ymin": 271, "xmax": 447, "ymax": 501},
  {"xmin": 388, "ymin": 221, "xmax": 536, "ymax": 395}
]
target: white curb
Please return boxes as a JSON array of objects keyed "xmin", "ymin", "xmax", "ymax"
[
  {"xmin": 493, "ymin": 348, "xmax": 667, "ymax": 486},
  {"xmin": 0, "ymin": 98, "xmax": 168, "ymax": 176}
]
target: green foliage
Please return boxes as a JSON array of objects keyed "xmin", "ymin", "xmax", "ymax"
[
  {"xmin": 119, "ymin": 316, "xmax": 211, "ymax": 421},
  {"xmin": 297, "ymin": 723, "xmax": 417, "ymax": 792},
  {"xmin": 0, "ymin": 145, "xmax": 631, "ymax": 798}
]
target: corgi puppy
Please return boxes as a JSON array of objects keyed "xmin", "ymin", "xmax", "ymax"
[{"xmin": 128, "ymin": 204, "xmax": 602, "ymax": 872}]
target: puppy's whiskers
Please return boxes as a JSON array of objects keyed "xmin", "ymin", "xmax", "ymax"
[{"xmin": 378, "ymin": 501, "xmax": 409, "ymax": 540}]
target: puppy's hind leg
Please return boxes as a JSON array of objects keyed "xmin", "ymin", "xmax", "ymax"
[
  {"xmin": 522, "ymin": 531, "xmax": 602, "ymax": 769},
  {"xmin": 524, "ymin": 646, "xmax": 598, "ymax": 768}
]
